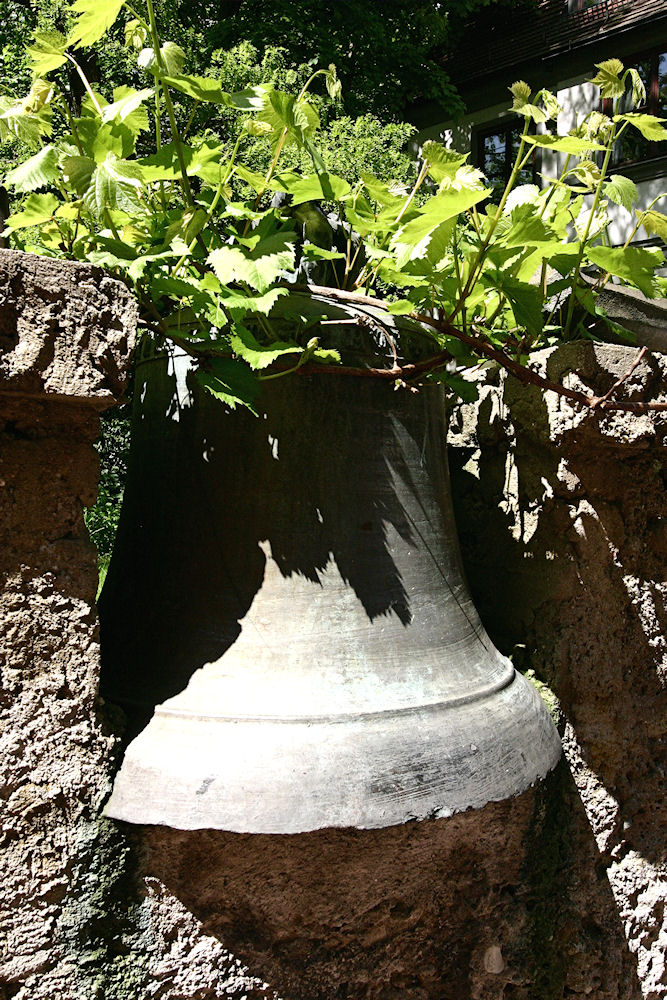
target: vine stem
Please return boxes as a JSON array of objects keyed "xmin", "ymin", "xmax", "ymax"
[
  {"xmin": 448, "ymin": 115, "xmax": 533, "ymax": 323},
  {"xmin": 563, "ymin": 117, "xmax": 629, "ymax": 335},
  {"xmin": 64, "ymin": 53, "xmax": 103, "ymax": 114},
  {"xmin": 265, "ymin": 285, "xmax": 667, "ymax": 413},
  {"xmin": 144, "ymin": 0, "xmax": 194, "ymax": 207}
]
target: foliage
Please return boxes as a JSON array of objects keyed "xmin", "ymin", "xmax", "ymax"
[
  {"xmin": 2, "ymin": 7, "xmax": 667, "ymax": 424},
  {"xmin": 208, "ymin": 0, "xmax": 516, "ymax": 120},
  {"xmin": 83, "ymin": 404, "xmax": 131, "ymax": 590}
]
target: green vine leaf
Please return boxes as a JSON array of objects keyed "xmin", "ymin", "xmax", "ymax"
[
  {"xmin": 509, "ymin": 80, "xmax": 547, "ymax": 123},
  {"xmin": 26, "ymin": 30, "xmax": 68, "ymax": 77},
  {"xmin": 421, "ymin": 142, "xmax": 468, "ymax": 184},
  {"xmin": 101, "ymin": 87, "xmax": 154, "ymax": 135},
  {"xmin": 640, "ymin": 209, "xmax": 667, "ymax": 241},
  {"xmin": 523, "ymin": 134, "xmax": 605, "ymax": 154},
  {"xmin": 138, "ymin": 42, "xmax": 186, "ymax": 77},
  {"xmin": 615, "ymin": 113, "xmax": 667, "ymax": 142},
  {"xmin": 3, "ymin": 192, "xmax": 60, "ymax": 232},
  {"xmin": 590, "ymin": 59, "xmax": 625, "ymax": 99},
  {"xmin": 603, "ymin": 174, "xmax": 638, "ymax": 211},
  {"xmin": 627, "ymin": 68, "xmax": 646, "ymax": 108},
  {"xmin": 82, "ymin": 153, "xmax": 146, "ymax": 217},
  {"xmin": 62, "ymin": 155, "xmax": 95, "ymax": 193},
  {"xmin": 5, "ymin": 144, "xmax": 59, "ymax": 193},
  {"xmin": 230, "ymin": 324, "xmax": 302, "ymax": 370},
  {"xmin": 67, "ymin": 0, "xmax": 127, "ymax": 49},
  {"xmin": 208, "ymin": 221, "xmax": 297, "ymax": 293},
  {"xmin": 585, "ymin": 245, "xmax": 664, "ymax": 298},
  {"xmin": 278, "ymin": 172, "xmax": 351, "ymax": 205},
  {"xmin": 196, "ymin": 358, "xmax": 259, "ymax": 414}
]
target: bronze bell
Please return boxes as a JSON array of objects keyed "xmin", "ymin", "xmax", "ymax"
[{"xmin": 100, "ymin": 298, "xmax": 561, "ymax": 832}]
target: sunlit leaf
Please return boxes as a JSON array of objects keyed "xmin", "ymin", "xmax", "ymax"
[
  {"xmin": 138, "ymin": 42, "xmax": 186, "ymax": 77},
  {"xmin": 5, "ymin": 144, "xmax": 59, "ymax": 192},
  {"xmin": 615, "ymin": 113, "xmax": 667, "ymax": 142},
  {"xmin": 523, "ymin": 134, "xmax": 605, "ymax": 154},
  {"xmin": 590, "ymin": 59, "xmax": 625, "ymax": 98},
  {"xmin": 603, "ymin": 174, "xmax": 638, "ymax": 211},
  {"xmin": 509, "ymin": 80, "xmax": 547, "ymax": 123},
  {"xmin": 421, "ymin": 141, "xmax": 467, "ymax": 184},
  {"xmin": 208, "ymin": 224, "xmax": 297, "ymax": 293},
  {"xmin": 124, "ymin": 19, "xmax": 147, "ymax": 52},
  {"xmin": 278, "ymin": 172, "xmax": 351, "ymax": 205},
  {"xmin": 230, "ymin": 324, "xmax": 301, "ymax": 370},
  {"xmin": 585, "ymin": 244, "xmax": 664, "ymax": 298},
  {"xmin": 26, "ymin": 30, "xmax": 67, "ymax": 77},
  {"xmin": 67, "ymin": 0, "xmax": 126, "ymax": 49},
  {"xmin": 101, "ymin": 87, "xmax": 153, "ymax": 135},
  {"xmin": 62, "ymin": 155, "xmax": 95, "ymax": 193},
  {"xmin": 627, "ymin": 68, "xmax": 646, "ymax": 109},
  {"xmin": 3, "ymin": 192, "xmax": 60, "ymax": 231},
  {"xmin": 640, "ymin": 209, "xmax": 667, "ymax": 241}
]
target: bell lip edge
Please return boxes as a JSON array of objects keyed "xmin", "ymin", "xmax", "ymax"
[{"xmin": 101, "ymin": 739, "xmax": 562, "ymax": 835}]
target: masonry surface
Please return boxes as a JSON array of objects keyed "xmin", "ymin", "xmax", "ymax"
[{"xmin": 0, "ymin": 249, "xmax": 665, "ymax": 999}]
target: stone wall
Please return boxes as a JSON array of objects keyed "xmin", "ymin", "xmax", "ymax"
[
  {"xmin": 448, "ymin": 342, "xmax": 667, "ymax": 999},
  {"xmin": 0, "ymin": 249, "xmax": 665, "ymax": 999}
]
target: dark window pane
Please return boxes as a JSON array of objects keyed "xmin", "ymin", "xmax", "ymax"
[
  {"xmin": 658, "ymin": 52, "xmax": 667, "ymax": 114},
  {"xmin": 482, "ymin": 131, "xmax": 507, "ymax": 193}
]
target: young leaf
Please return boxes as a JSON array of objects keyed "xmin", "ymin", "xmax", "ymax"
[
  {"xmin": 196, "ymin": 358, "xmax": 259, "ymax": 414},
  {"xmin": 138, "ymin": 42, "xmax": 186, "ymax": 77},
  {"xmin": 509, "ymin": 81, "xmax": 547, "ymax": 123},
  {"xmin": 124, "ymin": 19, "xmax": 147, "ymax": 51},
  {"xmin": 5, "ymin": 144, "xmax": 59, "ymax": 193},
  {"xmin": 603, "ymin": 174, "xmax": 638, "ymax": 211},
  {"xmin": 67, "ymin": 0, "xmax": 127, "ymax": 49},
  {"xmin": 539, "ymin": 90, "xmax": 562, "ymax": 121},
  {"xmin": 3, "ymin": 193, "xmax": 60, "ymax": 231},
  {"xmin": 585, "ymin": 244, "xmax": 664, "ymax": 298},
  {"xmin": 615, "ymin": 113, "xmax": 667, "ymax": 142},
  {"xmin": 627, "ymin": 68, "xmax": 646, "ymax": 108},
  {"xmin": 278, "ymin": 172, "xmax": 351, "ymax": 206},
  {"xmin": 523, "ymin": 134, "xmax": 605, "ymax": 154},
  {"xmin": 26, "ymin": 30, "xmax": 67, "ymax": 77},
  {"xmin": 230, "ymin": 324, "xmax": 301, "ymax": 370},
  {"xmin": 101, "ymin": 87, "xmax": 153, "ymax": 135},
  {"xmin": 640, "ymin": 209, "xmax": 667, "ymax": 241},
  {"xmin": 421, "ymin": 142, "xmax": 467, "ymax": 184},
  {"xmin": 325, "ymin": 64, "xmax": 342, "ymax": 102},
  {"xmin": 590, "ymin": 59, "xmax": 625, "ymax": 98},
  {"xmin": 208, "ymin": 226, "xmax": 297, "ymax": 293}
]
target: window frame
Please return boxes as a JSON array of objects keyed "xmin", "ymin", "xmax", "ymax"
[
  {"xmin": 603, "ymin": 47, "xmax": 667, "ymax": 172},
  {"xmin": 472, "ymin": 118, "xmax": 540, "ymax": 197}
]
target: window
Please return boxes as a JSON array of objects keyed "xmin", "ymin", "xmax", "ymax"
[
  {"xmin": 568, "ymin": 0, "xmax": 605, "ymax": 10},
  {"xmin": 473, "ymin": 120, "xmax": 538, "ymax": 198},
  {"xmin": 611, "ymin": 49, "xmax": 667, "ymax": 166}
]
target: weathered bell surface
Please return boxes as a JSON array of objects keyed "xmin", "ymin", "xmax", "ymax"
[{"xmin": 100, "ymin": 303, "xmax": 561, "ymax": 832}]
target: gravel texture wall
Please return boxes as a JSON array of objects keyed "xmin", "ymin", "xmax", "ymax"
[{"xmin": 1, "ymin": 249, "xmax": 665, "ymax": 1000}]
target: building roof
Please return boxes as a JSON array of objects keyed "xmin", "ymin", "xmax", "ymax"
[{"xmin": 446, "ymin": 0, "xmax": 667, "ymax": 86}]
